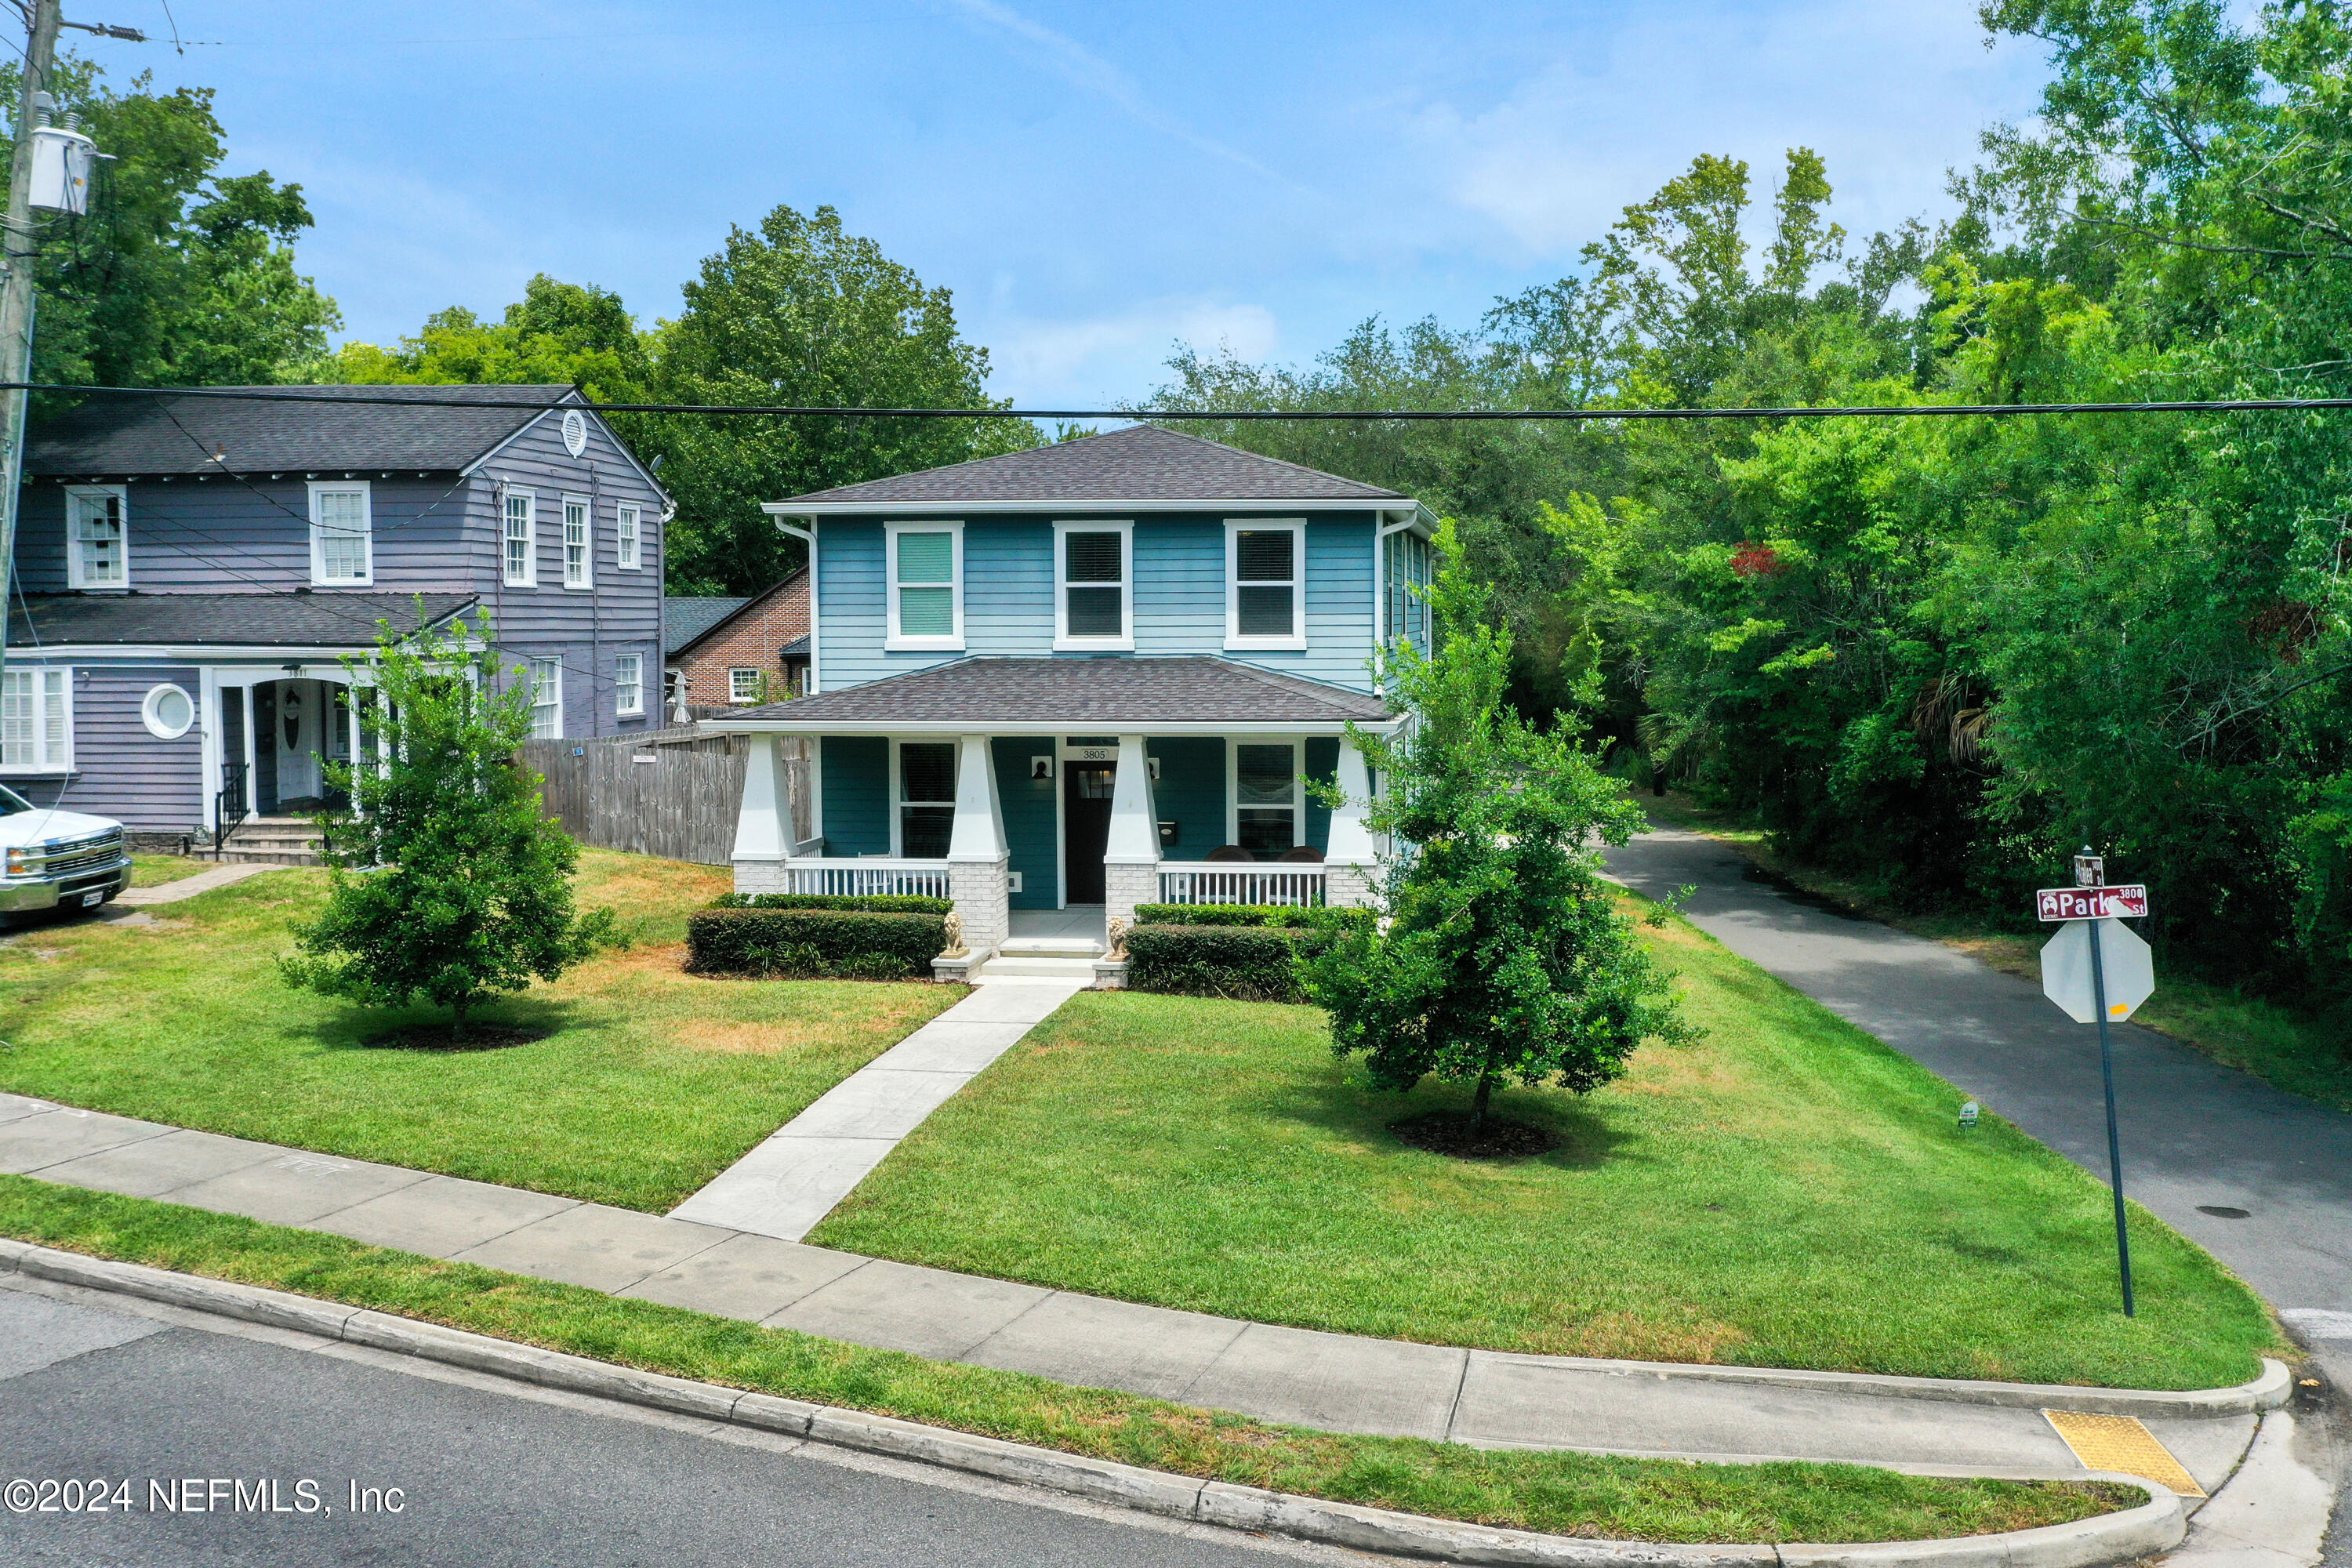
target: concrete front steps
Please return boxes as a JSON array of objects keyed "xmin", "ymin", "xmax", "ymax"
[
  {"xmin": 978, "ymin": 935, "xmax": 1104, "ymax": 982},
  {"xmin": 213, "ymin": 817, "xmax": 327, "ymax": 866}
]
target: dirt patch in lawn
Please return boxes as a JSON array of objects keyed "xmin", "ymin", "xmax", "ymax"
[
  {"xmin": 1389, "ymin": 1110, "xmax": 1557, "ymax": 1160},
  {"xmin": 362, "ymin": 1022, "xmax": 550, "ymax": 1052},
  {"xmin": 673, "ymin": 1020, "xmax": 834, "ymax": 1054}
]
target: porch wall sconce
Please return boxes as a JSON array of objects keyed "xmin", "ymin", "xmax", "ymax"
[{"xmin": 1029, "ymin": 756, "xmax": 1054, "ymax": 780}]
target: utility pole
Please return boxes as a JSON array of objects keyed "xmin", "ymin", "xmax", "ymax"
[{"xmin": 0, "ymin": 0, "xmax": 63, "ymax": 686}]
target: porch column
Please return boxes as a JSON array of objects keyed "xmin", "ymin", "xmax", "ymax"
[
  {"xmin": 730, "ymin": 735, "xmax": 792, "ymax": 895},
  {"xmin": 1324, "ymin": 736, "xmax": 1379, "ymax": 909},
  {"xmin": 1102, "ymin": 734, "xmax": 1161, "ymax": 931},
  {"xmin": 946, "ymin": 733, "xmax": 1010, "ymax": 953}
]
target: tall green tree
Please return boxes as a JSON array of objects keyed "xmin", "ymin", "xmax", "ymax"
[
  {"xmin": 324, "ymin": 274, "xmax": 650, "ymax": 405},
  {"xmin": 649, "ymin": 204, "xmax": 1037, "ymax": 593},
  {"xmin": 3, "ymin": 57, "xmax": 339, "ymax": 401}
]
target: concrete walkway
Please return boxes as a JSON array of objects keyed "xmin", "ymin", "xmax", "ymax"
[
  {"xmin": 670, "ymin": 980, "xmax": 1084, "ymax": 1241},
  {"xmin": 114, "ymin": 862, "xmax": 275, "ymax": 908},
  {"xmin": 0, "ymin": 1090, "xmax": 2267, "ymax": 1488}
]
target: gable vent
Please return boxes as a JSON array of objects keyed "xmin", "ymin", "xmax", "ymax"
[{"xmin": 561, "ymin": 409, "xmax": 587, "ymax": 457}]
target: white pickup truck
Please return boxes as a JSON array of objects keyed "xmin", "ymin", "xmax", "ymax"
[{"xmin": 0, "ymin": 785, "xmax": 129, "ymax": 919}]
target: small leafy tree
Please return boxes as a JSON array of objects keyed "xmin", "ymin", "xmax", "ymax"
[
  {"xmin": 1301, "ymin": 533, "xmax": 1694, "ymax": 1125},
  {"xmin": 282, "ymin": 612, "xmax": 615, "ymax": 1040}
]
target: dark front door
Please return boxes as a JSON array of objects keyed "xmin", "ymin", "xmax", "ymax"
[{"xmin": 1063, "ymin": 764, "xmax": 1116, "ymax": 904}]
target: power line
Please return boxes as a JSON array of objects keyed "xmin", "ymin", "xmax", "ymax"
[{"xmin": 16, "ymin": 381, "xmax": 2352, "ymax": 422}]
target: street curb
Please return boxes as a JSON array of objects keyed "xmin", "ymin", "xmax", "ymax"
[
  {"xmin": 1474, "ymin": 1352, "xmax": 2294, "ymax": 1420},
  {"xmin": 0, "ymin": 1239, "xmax": 2187, "ymax": 1568}
]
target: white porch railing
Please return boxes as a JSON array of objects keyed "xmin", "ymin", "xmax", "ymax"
[
  {"xmin": 1156, "ymin": 866, "xmax": 1326, "ymax": 907},
  {"xmin": 778, "ymin": 858, "xmax": 954, "ymax": 899}
]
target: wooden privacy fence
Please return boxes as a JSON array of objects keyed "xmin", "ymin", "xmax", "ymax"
[{"xmin": 519, "ymin": 728, "xmax": 809, "ymax": 867}]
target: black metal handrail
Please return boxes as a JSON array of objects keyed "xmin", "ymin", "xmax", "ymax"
[{"xmin": 214, "ymin": 761, "xmax": 249, "ymax": 861}]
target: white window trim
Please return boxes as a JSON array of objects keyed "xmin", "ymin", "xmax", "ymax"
[
  {"xmin": 728, "ymin": 667, "xmax": 762, "ymax": 704},
  {"xmin": 503, "ymin": 488, "xmax": 538, "ymax": 588},
  {"xmin": 1051, "ymin": 519, "xmax": 1134, "ymax": 651},
  {"xmin": 306, "ymin": 479, "xmax": 375, "ymax": 587},
  {"xmin": 888, "ymin": 735, "xmax": 960, "ymax": 858},
  {"xmin": 884, "ymin": 520, "xmax": 964, "ymax": 652},
  {"xmin": 526, "ymin": 656, "xmax": 562, "ymax": 740},
  {"xmin": 561, "ymin": 492, "xmax": 593, "ymax": 590},
  {"xmin": 0, "ymin": 666, "xmax": 72, "ymax": 774},
  {"xmin": 615, "ymin": 653, "xmax": 644, "ymax": 717},
  {"xmin": 65, "ymin": 485, "xmax": 129, "ymax": 591},
  {"xmin": 1223, "ymin": 517, "xmax": 1308, "ymax": 651},
  {"xmin": 141, "ymin": 682, "xmax": 197, "ymax": 740},
  {"xmin": 616, "ymin": 502, "xmax": 642, "ymax": 571},
  {"xmin": 1225, "ymin": 735, "xmax": 1305, "ymax": 850}
]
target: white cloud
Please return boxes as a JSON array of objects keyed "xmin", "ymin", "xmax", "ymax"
[{"xmin": 983, "ymin": 299, "xmax": 1280, "ymax": 406}]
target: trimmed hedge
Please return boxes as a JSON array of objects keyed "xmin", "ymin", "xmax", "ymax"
[
  {"xmin": 687, "ymin": 907, "xmax": 947, "ymax": 981},
  {"xmin": 710, "ymin": 892, "xmax": 955, "ymax": 915},
  {"xmin": 1134, "ymin": 902, "xmax": 1374, "ymax": 931},
  {"xmin": 1123, "ymin": 923, "xmax": 1338, "ymax": 1002}
]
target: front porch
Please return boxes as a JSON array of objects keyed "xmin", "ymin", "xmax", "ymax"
[{"xmin": 707, "ymin": 655, "xmax": 1397, "ymax": 967}]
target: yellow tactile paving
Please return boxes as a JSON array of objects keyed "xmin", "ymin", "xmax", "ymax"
[{"xmin": 2042, "ymin": 1410, "xmax": 2205, "ymax": 1496}]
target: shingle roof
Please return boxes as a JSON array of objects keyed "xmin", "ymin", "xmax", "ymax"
[
  {"xmin": 24, "ymin": 385, "xmax": 575, "ymax": 477},
  {"xmin": 12, "ymin": 591, "xmax": 479, "ymax": 648},
  {"xmin": 711, "ymin": 655, "xmax": 1392, "ymax": 728},
  {"xmin": 662, "ymin": 596, "xmax": 750, "ymax": 655},
  {"xmin": 775, "ymin": 423, "xmax": 1408, "ymax": 507}
]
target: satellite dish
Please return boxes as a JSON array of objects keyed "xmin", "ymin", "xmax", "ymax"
[{"xmin": 561, "ymin": 408, "xmax": 587, "ymax": 457}]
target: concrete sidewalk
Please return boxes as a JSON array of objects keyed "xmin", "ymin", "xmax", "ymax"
[
  {"xmin": 114, "ymin": 863, "xmax": 276, "ymax": 908},
  {"xmin": 670, "ymin": 980, "xmax": 1083, "ymax": 1241},
  {"xmin": 0, "ymin": 1091, "xmax": 2267, "ymax": 1487}
]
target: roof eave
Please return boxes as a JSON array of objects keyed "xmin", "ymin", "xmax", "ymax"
[
  {"xmin": 763, "ymin": 496, "xmax": 1417, "ymax": 517},
  {"xmin": 696, "ymin": 715, "xmax": 1400, "ymax": 736}
]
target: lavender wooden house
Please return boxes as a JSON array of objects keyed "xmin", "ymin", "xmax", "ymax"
[{"xmin": 10, "ymin": 386, "xmax": 667, "ymax": 851}]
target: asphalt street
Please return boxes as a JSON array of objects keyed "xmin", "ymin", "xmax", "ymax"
[
  {"xmin": 1606, "ymin": 822, "xmax": 2352, "ymax": 1563},
  {"xmin": 0, "ymin": 1286, "xmax": 1331, "ymax": 1568}
]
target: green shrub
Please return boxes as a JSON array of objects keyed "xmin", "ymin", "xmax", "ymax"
[
  {"xmin": 1133, "ymin": 902, "xmax": 1374, "ymax": 931},
  {"xmin": 1123, "ymin": 923, "xmax": 1338, "ymax": 1002},
  {"xmin": 710, "ymin": 892, "xmax": 954, "ymax": 915},
  {"xmin": 687, "ymin": 908, "xmax": 947, "ymax": 980}
]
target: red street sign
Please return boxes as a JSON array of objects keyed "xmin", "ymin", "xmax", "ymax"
[{"xmin": 2037, "ymin": 884, "xmax": 2149, "ymax": 921}]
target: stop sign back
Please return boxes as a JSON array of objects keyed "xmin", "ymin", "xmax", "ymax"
[{"xmin": 2040, "ymin": 918, "xmax": 2155, "ymax": 1023}]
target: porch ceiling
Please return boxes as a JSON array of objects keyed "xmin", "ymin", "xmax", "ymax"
[{"xmin": 702, "ymin": 655, "xmax": 1395, "ymax": 734}]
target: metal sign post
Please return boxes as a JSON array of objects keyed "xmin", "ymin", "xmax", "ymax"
[
  {"xmin": 2036, "ymin": 848, "xmax": 2154, "ymax": 1318},
  {"xmin": 2085, "ymin": 915, "xmax": 2133, "ymax": 1317}
]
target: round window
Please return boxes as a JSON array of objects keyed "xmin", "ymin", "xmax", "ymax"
[{"xmin": 142, "ymin": 683, "xmax": 195, "ymax": 740}]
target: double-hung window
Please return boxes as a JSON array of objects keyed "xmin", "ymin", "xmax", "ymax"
[
  {"xmin": 503, "ymin": 489, "xmax": 536, "ymax": 586},
  {"xmin": 1, "ymin": 668, "xmax": 71, "ymax": 772},
  {"xmin": 1225, "ymin": 519, "xmax": 1305, "ymax": 649},
  {"xmin": 527, "ymin": 657, "xmax": 562, "ymax": 739},
  {"xmin": 1054, "ymin": 521, "xmax": 1131, "ymax": 649},
  {"xmin": 1232, "ymin": 740, "xmax": 1300, "ymax": 854},
  {"xmin": 561, "ymin": 495, "xmax": 592, "ymax": 588},
  {"xmin": 728, "ymin": 667, "xmax": 763, "ymax": 704},
  {"xmin": 896, "ymin": 741, "xmax": 956, "ymax": 858},
  {"xmin": 66, "ymin": 487, "xmax": 127, "ymax": 590},
  {"xmin": 617, "ymin": 503, "xmax": 642, "ymax": 570},
  {"xmin": 307, "ymin": 481, "xmax": 372, "ymax": 586},
  {"xmin": 885, "ymin": 521, "xmax": 962, "ymax": 650},
  {"xmin": 615, "ymin": 654, "xmax": 644, "ymax": 717}
]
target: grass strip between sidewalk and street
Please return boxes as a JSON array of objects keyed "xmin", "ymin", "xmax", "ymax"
[{"xmin": 0, "ymin": 1174, "xmax": 2135, "ymax": 1545}]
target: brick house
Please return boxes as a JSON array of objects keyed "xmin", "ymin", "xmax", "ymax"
[{"xmin": 663, "ymin": 569, "xmax": 809, "ymax": 715}]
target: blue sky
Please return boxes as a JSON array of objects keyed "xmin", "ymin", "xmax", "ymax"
[{"xmin": 77, "ymin": 2, "xmax": 2054, "ymax": 408}]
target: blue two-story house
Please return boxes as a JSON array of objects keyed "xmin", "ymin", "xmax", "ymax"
[
  {"xmin": 11, "ymin": 385, "xmax": 667, "ymax": 848},
  {"xmin": 706, "ymin": 423, "xmax": 1436, "ymax": 961}
]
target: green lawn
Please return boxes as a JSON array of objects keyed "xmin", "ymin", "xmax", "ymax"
[
  {"xmin": 813, "ymin": 903, "xmax": 2285, "ymax": 1390},
  {"xmin": 0, "ymin": 851, "xmax": 960, "ymax": 1210},
  {"xmin": 0, "ymin": 1175, "xmax": 2134, "ymax": 1544},
  {"xmin": 127, "ymin": 852, "xmax": 219, "ymax": 888},
  {"xmin": 1648, "ymin": 795, "xmax": 2352, "ymax": 1114}
]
